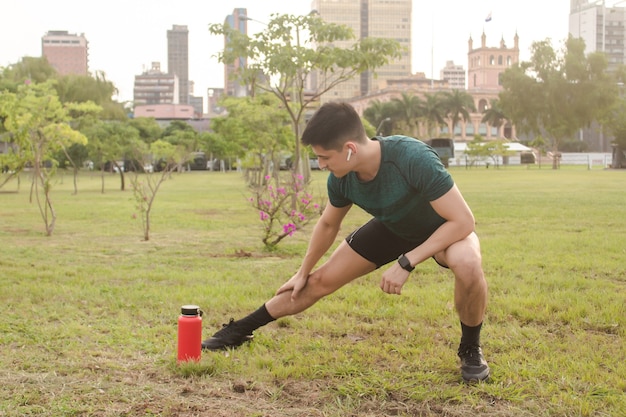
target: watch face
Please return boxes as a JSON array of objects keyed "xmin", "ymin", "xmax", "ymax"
[{"xmin": 399, "ymin": 255, "xmax": 413, "ymax": 271}]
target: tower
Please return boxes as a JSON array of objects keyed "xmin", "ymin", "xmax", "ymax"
[
  {"xmin": 41, "ymin": 30, "xmax": 89, "ymax": 76},
  {"xmin": 311, "ymin": 0, "xmax": 412, "ymax": 102},
  {"xmin": 168, "ymin": 25, "xmax": 189, "ymax": 104},
  {"xmin": 223, "ymin": 8, "xmax": 248, "ymax": 97}
]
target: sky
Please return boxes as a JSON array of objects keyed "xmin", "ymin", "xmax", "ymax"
[{"xmin": 1, "ymin": 0, "xmax": 572, "ymax": 106}]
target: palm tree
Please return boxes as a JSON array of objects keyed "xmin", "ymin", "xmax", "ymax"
[
  {"xmin": 420, "ymin": 92, "xmax": 447, "ymax": 138},
  {"xmin": 391, "ymin": 92, "xmax": 423, "ymax": 137},
  {"xmin": 442, "ymin": 89, "xmax": 476, "ymax": 138},
  {"xmin": 363, "ymin": 99, "xmax": 395, "ymax": 135},
  {"xmin": 481, "ymin": 98, "xmax": 508, "ymax": 138}
]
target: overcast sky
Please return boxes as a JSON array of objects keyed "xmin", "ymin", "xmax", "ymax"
[{"xmin": 1, "ymin": 0, "xmax": 572, "ymax": 105}]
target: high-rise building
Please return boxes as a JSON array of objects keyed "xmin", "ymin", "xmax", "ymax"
[
  {"xmin": 312, "ymin": 0, "xmax": 412, "ymax": 102},
  {"xmin": 168, "ymin": 25, "xmax": 189, "ymax": 104},
  {"xmin": 440, "ymin": 61, "xmax": 466, "ymax": 90},
  {"xmin": 223, "ymin": 8, "xmax": 249, "ymax": 97},
  {"xmin": 41, "ymin": 30, "xmax": 88, "ymax": 76},
  {"xmin": 133, "ymin": 62, "xmax": 179, "ymax": 105},
  {"xmin": 569, "ymin": 0, "xmax": 626, "ymax": 70}
]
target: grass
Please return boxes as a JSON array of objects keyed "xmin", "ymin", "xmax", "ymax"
[{"xmin": 1, "ymin": 166, "xmax": 625, "ymax": 417}]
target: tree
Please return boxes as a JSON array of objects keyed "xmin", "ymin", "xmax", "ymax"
[
  {"xmin": 391, "ymin": 93, "xmax": 422, "ymax": 137},
  {"xmin": 55, "ymin": 71, "xmax": 127, "ymax": 121},
  {"xmin": 499, "ymin": 36, "xmax": 618, "ymax": 168},
  {"xmin": 420, "ymin": 92, "xmax": 447, "ymax": 138},
  {"xmin": 211, "ymin": 94, "xmax": 293, "ymax": 185},
  {"xmin": 1, "ymin": 81, "xmax": 87, "ymax": 235},
  {"xmin": 209, "ymin": 13, "xmax": 402, "ymax": 177},
  {"xmin": 58, "ymin": 101, "xmax": 103, "ymax": 194},
  {"xmin": 130, "ymin": 139, "xmax": 179, "ymax": 241},
  {"xmin": 84, "ymin": 120, "xmax": 138, "ymax": 192},
  {"xmin": 0, "ymin": 57, "xmax": 58, "ymax": 91},
  {"xmin": 481, "ymin": 98, "xmax": 508, "ymax": 136},
  {"xmin": 442, "ymin": 89, "xmax": 476, "ymax": 138},
  {"xmin": 363, "ymin": 100, "xmax": 396, "ymax": 136}
]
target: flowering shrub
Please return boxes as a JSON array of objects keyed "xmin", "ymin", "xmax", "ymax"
[{"xmin": 250, "ymin": 174, "xmax": 325, "ymax": 250}]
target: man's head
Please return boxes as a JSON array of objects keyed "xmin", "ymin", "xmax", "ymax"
[{"xmin": 301, "ymin": 102, "xmax": 367, "ymax": 151}]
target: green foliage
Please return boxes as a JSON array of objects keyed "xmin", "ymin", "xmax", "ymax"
[
  {"xmin": 499, "ymin": 36, "xmax": 618, "ymax": 159},
  {"xmin": 211, "ymin": 94, "xmax": 293, "ymax": 185},
  {"xmin": 0, "ymin": 81, "xmax": 87, "ymax": 234},
  {"xmin": 209, "ymin": 12, "xmax": 402, "ymax": 175}
]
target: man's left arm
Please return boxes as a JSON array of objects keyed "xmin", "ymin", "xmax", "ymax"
[{"xmin": 380, "ymin": 185, "xmax": 475, "ymax": 294}]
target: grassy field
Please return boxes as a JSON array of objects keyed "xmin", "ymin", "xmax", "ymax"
[{"xmin": 1, "ymin": 166, "xmax": 624, "ymax": 417}]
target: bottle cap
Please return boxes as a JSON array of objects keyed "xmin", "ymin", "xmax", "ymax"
[{"xmin": 181, "ymin": 305, "xmax": 201, "ymax": 316}]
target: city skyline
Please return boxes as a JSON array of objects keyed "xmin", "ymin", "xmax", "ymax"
[{"xmin": 2, "ymin": 0, "xmax": 570, "ymax": 106}]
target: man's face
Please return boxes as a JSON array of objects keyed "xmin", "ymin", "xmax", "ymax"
[{"xmin": 311, "ymin": 144, "xmax": 351, "ymax": 178}]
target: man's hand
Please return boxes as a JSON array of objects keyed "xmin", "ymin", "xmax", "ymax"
[
  {"xmin": 276, "ymin": 272, "xmax": 309, "ymax": 301},
  {"xmin": 380, "ymin": 263, "xmax": 410, "ymax": 295}
]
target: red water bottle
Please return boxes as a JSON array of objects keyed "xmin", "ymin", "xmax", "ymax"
[{"xmin": 177, "ymin": 305, "xmax": 203, "ymax": 362}]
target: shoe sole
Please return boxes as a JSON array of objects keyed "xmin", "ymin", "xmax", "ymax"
[{"xmin": 201, "ymin": 335, "xmax": 254, "ymax": 351}]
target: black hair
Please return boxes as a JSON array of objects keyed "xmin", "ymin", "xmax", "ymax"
[{"xmin": 300, "ymin": 102, "xmax": 366, "ymax": 151}]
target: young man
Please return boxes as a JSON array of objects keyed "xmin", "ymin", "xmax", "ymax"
[{"xmin": 202, "ymin": 102, "xmax": 490, "ymax": 383}]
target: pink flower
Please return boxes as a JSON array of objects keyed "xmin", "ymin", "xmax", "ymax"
[
  {"xmin": 283, "ymin": 223, "xmax": 297, "ymax": 236},
  {"xmin": 277, "ymin": 187, "xmax": 286, "ymax": 195},
  {"xmin": 260, "ymin": 211, "xmax": 269, "ymax": 221}
]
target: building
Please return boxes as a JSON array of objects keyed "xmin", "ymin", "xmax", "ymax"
[
  {"xmin": 41, "ymin": 30, "xmax": 88, "ymax": 76},
  {"xmin": 134, "ymin": 103, "xmax": 195, "ymax": 119},
  {"xmin": 569, "ymin": 1, "xmax": 626, "ymax": 151},
  {"xmin": 223, "ymin": 8, "xmax": 249, "ymax": 97},
  {"xmin": 349, "ymin": 33, "xmax": 520, "ymax": 142},
  {"xmin": 467, "ymin": 32, "xmax": 519, "ymax": 91},
  {"xmin": 167, "ymin": 25, "xmax": 189, "ymax": 104},
  {"xmin": 133, "ymin": 62, "xmax": 179, "ymax": 105},
  {"xmin": 569, "ymin": 0, "xmax": 626, "ymax": 70},
  {"xmin": 440, "ymin": 61, "xmax": 466, "ymax": 90},
  {"xmin": 311, "ymin": 0, "xmax": 412, "ymax": 103}
]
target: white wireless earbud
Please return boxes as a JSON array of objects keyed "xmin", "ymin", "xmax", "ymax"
[{"xmin": 347, "ymin": 149, "xmax": 352, "ymax": 161}]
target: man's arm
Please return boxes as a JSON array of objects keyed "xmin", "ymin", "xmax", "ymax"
[
  {"xmin": 380, "ymin": 184, "xmax": 475, "ymax": 294},
  {"xmin": 404, "ymin": 184, "xmax": 475, "ymax": 266},
  {"xmin": 276, "ymin": 202, "xmax": 352, "ymax": 299}
]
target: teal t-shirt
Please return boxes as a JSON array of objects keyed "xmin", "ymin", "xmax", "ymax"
[{"xmin": 327, "ymin": 136, "xmax": 454, "ymax": 242}]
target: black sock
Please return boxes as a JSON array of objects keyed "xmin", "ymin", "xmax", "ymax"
[
  {"xmin": 236, "ymin": 304, "xmax": 276, "ymax": 334},
  {"xmin": 460, "ymin": 321, "xmax": 483, "ymax": 346}
]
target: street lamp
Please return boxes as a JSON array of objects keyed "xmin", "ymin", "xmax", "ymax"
[{"xmin": 376, "ymin": 118, "xmax": 391, "ymax": 136}]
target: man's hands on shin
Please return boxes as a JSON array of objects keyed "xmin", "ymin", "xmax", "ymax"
[{"xmin": 276, "ymin": 272, "xmax": 309, "ymax": 301}]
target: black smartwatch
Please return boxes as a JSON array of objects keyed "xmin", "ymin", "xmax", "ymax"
[{"xmin": 397, "ymin": 254, "xmax": 414, "ymax": 272}]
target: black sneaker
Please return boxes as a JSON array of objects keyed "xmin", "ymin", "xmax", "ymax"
[
  {"xmin": 201, "ymin": 318, "xmax": 254, "ymax": 350},
  {"xmin": 457, "ymin": 343, "xmax": 490, "ymax": 383}
]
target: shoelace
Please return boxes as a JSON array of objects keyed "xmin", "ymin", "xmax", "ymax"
[
  {"xmin": 459, "ymin": 345, "xmax": 482, "ymax": 366},
  {"xmin": 215, "ymin": 318, "xmax": 238, "ymax": 335}
]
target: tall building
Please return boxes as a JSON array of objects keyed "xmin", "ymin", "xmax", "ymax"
[
  {"xmin": 168, "ymin": 25, "xmax": 189, "ymax": 104},
  {"xmin": 41, "ymin": 30, "xmax": 88, "ymax": 76},
  {"xmin": 223, "ymin": 8, "xmax": 249, "ymax": 97},
  {"xmin": 311, "ymin": 0, "xmax": 412, "ymax": 102},
  {"xmin": 569, "ymin": 0, "xmax": 626, "ymax": 70},
  {"xmin": 440, "ymin": 61, "xmax": 466, "ymax": 90},
  {"xmin": 133, "ymin": 62, "xmax": 179, "ymax": 105}
]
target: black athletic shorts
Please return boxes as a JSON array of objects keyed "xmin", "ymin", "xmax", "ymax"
[{"xmin": 345, "ymin": 218, "xmax": 448, "ymax": 269}]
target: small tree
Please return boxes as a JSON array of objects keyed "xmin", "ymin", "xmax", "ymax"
[
  {"xmin": 2, "ymin": 81, "xmax": 87, "ymax": 235},
  {"xmin": 130, "ymin": 140, "xmax": 178, "ymax": 241},
  {"xmin": 209, "ymin": 12, "xmax": 402, "ymax": 178}
]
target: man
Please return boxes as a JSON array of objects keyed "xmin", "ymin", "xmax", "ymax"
[{"xmin": 202, "ymin": 102, "xmax": 490, "ymax": 383}]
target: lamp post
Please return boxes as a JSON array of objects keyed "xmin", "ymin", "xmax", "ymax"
[{"xmin": 376, "ymin": 118, "xmax": 391, "ymax": 136}]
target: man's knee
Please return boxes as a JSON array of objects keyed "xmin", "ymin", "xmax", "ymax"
[{"xmin": 306, "ymin": 270, "xmax": 338, "ymax": 298}]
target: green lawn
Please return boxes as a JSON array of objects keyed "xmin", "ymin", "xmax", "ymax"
[{"xmin": 1, "ymin": 166, "xmax": 624, "ymax": 417}]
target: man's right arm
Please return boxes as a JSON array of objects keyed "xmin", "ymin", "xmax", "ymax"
[
  {"xmin": 276, "ymin": 203, "xmax": 351, "ymax": 298},
  {"xmin": 299, "ymin": 203, "xmax": 352, "ymax": 275}
]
